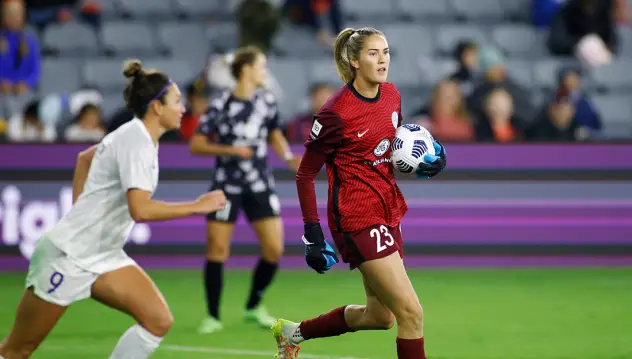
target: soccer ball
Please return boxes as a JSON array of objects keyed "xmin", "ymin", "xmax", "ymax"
[{"xmin": 391, "ymin": 124, "xmax": 436, "ymax": 174}]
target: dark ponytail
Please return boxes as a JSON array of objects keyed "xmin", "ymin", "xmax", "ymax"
[{"xmin": 122, "ymin": 59, "xmax": 171, "ymax": 118}]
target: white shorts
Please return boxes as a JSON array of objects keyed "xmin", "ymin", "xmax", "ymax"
[{"xmin": 25, "ymin": 237, "xmax": 136, "ymax": 306}]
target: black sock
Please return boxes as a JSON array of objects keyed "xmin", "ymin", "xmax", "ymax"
[
  {"xmin": 246, "ymin": 258, "xmax": 279, "ymax": 310},
  {"xmin": 204, "ymin": 260, "xmax": 223, "ymax": 319}
]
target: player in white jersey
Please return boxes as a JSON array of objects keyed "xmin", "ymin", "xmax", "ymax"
[{"xmin": 0, "ymin": 60, "xmax": 226, "ymax": 359}]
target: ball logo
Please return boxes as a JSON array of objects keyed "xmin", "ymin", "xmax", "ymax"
[
  {"xmin": 374, "ymin": 138, "xmax": 391, "ymax": 157},
  {"xmin": 391, "ymin": 112, "xmax": 398, "ymax": 128}
]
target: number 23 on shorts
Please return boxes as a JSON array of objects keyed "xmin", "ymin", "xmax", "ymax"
[{"xmin": 371, "ymin": 225, "xmax": 395, "ymax": 253}]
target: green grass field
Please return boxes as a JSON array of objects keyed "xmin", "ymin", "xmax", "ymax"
[{"xmin": 1, "ymin": 268, "xmax": 631, "ymax": 359}]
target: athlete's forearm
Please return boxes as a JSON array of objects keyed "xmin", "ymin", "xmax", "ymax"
[
  {"xmin": 72, "ymin": 145, "xmax": 97, "ymax": 203},
  {"xmin": 268, "ymin": 129, "xmax": 295, "ymax": 162},
  {"xmin": 189, "ymin": 135, "xmax": 237, "ymax": 156},
  {"xmin": 296, "ymin": 149, "xmax": 327, "ymax": 223},
  {"xmin": 130, "ymin": 199, "xmax": 200, "ymax": 222}
]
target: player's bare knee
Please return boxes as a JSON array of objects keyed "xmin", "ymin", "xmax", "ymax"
[
  {"xmin": 261, "ymin": 244, "xmax": 283, "ymax": 263},
  {"xmin": 207, "ymin": 241, "xmax": 230, "ymax": 262},
  {"xmin": 395, "ymin": 302, "xmax": 423, "ymax": 330},
  {"xmin": 142, "ymin": 309, "xmax": 174, "ymax": 337},
  {"xmin": 366, "ymin": 307, "xmax": 395, "ymax": 330}
]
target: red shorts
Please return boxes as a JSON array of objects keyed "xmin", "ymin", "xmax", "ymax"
[{"xmin": 332, "ymin": 223, "xmax": 403, "ymax": 270}]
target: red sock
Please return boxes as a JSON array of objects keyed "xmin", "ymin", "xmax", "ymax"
[
  {"xmin": 298, "ymin": 306, "xmax": 355, "ymax": 340},
  {"xmin": 396, "ymin": 337, "xmax": 426, "ymax": 359}
]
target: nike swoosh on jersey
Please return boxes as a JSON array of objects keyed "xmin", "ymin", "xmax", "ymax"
[{"xmin": 358, "ymin": 130, "xmax": 369, "ymax": 137}]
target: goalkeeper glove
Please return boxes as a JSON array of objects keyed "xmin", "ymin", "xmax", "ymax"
[
  {"xmin": 302, "ymin": 222, "xmax": 339, "ymax": 274},
  {"xmin": 416, "ymin": 140, "xmax": 447, "ymax": 179}
]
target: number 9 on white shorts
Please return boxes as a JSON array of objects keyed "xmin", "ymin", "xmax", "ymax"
[{"xmin": 25, "ymin": 237, "xmax": 133, "ymax": 306}]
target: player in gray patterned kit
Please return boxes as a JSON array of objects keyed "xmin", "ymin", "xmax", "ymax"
[{"xmin": 190, "ymin": 46, "xmax": 301, "ymax": 334}]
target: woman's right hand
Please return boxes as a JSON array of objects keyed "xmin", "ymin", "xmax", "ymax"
[
  {"xmin": 232, "ymin": 146, "xmax": 254, "ymax": 160},
  {"xmin": 195, "ymin": 190, "xmax": 227, "ymax": 214}
]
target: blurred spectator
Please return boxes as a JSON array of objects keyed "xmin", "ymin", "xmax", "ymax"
[
  {"xmin": 7, "ymin": 100, "xmax": 56, "ymax": 142},
  {"xmin": 0, "ymin": 116, "xmax": 7, "ymax": 142},
  {"xmin": 547, "ymin": 0, "xmax": 618, "ymax": 57},
  {"xmin": 285, "ymin": 82, "xmax": 334, "ymax": 143},
  {"xmin": 162, "ymin": 77, "xmax": 212, "ymax": 142},
  {"xmin": 237, "ymin": 0, "xmax": 282, "ymax": 53},
  {"xmin": 467, "ymin": 47, "xmax": 532, "ymax": 141},
  {"xmin": 614, "ymin": 0, "xmax": 630, "ymax": 24},
  {"xmin": 412, "ymin": 81, "xmax": 475, "ymax": 143},
  {"xmin": 532, "ymin": 0, "xmax": 564, "ymax": 28},
  {"xmin": 64, "ymin": 103, "xmax": 105, "ymax": 142},
  {"xmin": 206, "ymin": 1, "xmax": 283, "ymax": 99},
  {"xmin": 180, "ymin": 78, "xmax": 211, "ymax": 140},
  {"xmin": 485, "ymin": 88, "xmax": 521, "ymax": 142},
  {"xmin": 207, "ymin": 51, "xmax": 284, "ymax": 102},
  {"xmin": 448, "ymin": 40, "xmax": 479, "ymax": 97},
  {"xmin": 25, "ymin": 0, "xmax": 78, "ymax": 29},
  {"xmin": 284, "ymin": 0, "xmax": 343, "ymax": 46},
  {"xmin": 0, "ymin": 0, "xmax": 41, "ymax": 96},
  {"xmin": 527, "ymin": 66, "xmax": 601, "ymax": 141}
]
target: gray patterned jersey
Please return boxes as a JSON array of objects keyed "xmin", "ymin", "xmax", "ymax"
[{"xmin": 196, "ymin": 89, "xmax": 280, "ymax": 194}]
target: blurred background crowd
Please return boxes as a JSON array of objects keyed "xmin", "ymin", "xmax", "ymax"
[{"xmin": 1, "ymin": 0, "xmax": 631, "ymax": 144}]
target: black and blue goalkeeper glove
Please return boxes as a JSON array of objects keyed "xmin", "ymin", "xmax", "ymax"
[
  {"xmin": 416, "ymin": 140, "xmax": 446, "ymax": 179},
  {"xmin": 302, "ymin": 222, "xmax": 339, "ymax": 274}
]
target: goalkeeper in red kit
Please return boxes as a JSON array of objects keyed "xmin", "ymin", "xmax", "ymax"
[{"xmin": 271, "ymin": 27, "xmax": 446, "ymax": 359}]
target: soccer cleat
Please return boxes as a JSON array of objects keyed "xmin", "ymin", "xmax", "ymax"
[
  {"xmin": 271, "ymin": 319, "xmax": 301, "ymax": 359},
  {"xmin": 244, "ymin": 305, "xmax": 277, "ymax": 328},
  {"xmin": 197, "ymin": 316, "xmax": 224, "ymax": 334}
]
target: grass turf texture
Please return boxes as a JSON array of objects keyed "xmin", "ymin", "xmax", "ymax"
[{"xmin": 0, "ymin": 268, "xmax": 631, "ymax": 359}]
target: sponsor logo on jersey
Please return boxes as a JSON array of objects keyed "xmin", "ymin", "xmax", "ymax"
[
  {"xmin": 374, "ymin": 138, "xmax": 391, "ymax": 157},
  {"xmin": 371, "ymin": 158, "xmax": 393, "ymax": 167},
  {"xmin": 311, "ymin": 119, "xmax": 322, "ymax": 137}
]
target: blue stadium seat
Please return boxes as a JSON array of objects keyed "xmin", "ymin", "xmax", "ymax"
[
  {"xmin": 172, "ymin": 0, "xmax": 225, "ymax": 19},
  {"xmin": 591, "ymin": 60, "xmax": 632, "ymax": 92},
  {"xmin": 267, "ymin": 58, "xmax": 307, "ymax": 118},
  {"xmin": 142, "ymin": 58, "xmax": 199, "ymax": 86},
  {"xmin": 308, "ymin": 59, "xmax": 342, "ymax": 85},
  {"xmin": 341, "ymin": 0, "xmax": 395, "ymax": 20},
  {"xmin": 158, "ymin": 23, "xmax": 211, "ymax": 68},
  {"xmin": 118, "ymin": 0, "xmax": 174, "ymax": 20},
  {"xmin": 592, "ymin": 96, "xmax": 632, "ymax": 134},
  {"xmin": 395, "ymin": 0, "xmax": 451, "ymax": 20},
  {"xmin": 272, "ymin": 24, "xmax": 330, "ymax": 58},
  {"xmin": 492, "ymin": 25, "xmax": 539, "ymax": 57},
  {"xmin": 43, "ymin": 22, "xmax": 100, "ymax": 56},
  {"xmin": 101, "ymin": 21, "xmax": 157, "ymax": 56},
  {"xmin": 82, "ymin": 59, "xmax": 129, "ymax": 92},
  {"xmin": 451, "ymin": 0, "xmax": 504, "ymax": 21},
  {"xmin": 382, "ymin": 24, "xmax": 434, "ymax": 59},
  {"xmin": 40, "ymin": 59, "xmax": 83, "ymax": 95},
  {"xmin": 499, "ymin": 0, "xmax": 531, "ymax": 22},
  {"xmin": 435, "ymin": 25, "xmax": 489, "ymax": 55},
  {"xmin": 206, "ymin": 22, "xmax": 239, "ymax": 53},
  {"xmin": 506, "ymin": 60, "xmax": 534, "ymax": 87}
]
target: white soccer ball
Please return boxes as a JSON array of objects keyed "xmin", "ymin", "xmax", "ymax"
[{"xmin": 391, "ymin": 124, "xmax": 436, "ymax": 174}]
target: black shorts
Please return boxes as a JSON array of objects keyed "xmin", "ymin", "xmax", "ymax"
[{"xmin": 206, "ymin": 187, "xmax": 281, "ymax": 223}]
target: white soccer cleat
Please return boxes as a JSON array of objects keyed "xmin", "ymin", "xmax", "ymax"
[
  {"xmin": 198, "ymin": 316, "xmax": 224, "ymax": 334},
  {"xmin": 271, "ymin": 319, "xmax": 301, "ymax": 359}
]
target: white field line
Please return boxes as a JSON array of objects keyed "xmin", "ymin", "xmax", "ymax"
[
  {"xmin": 163, "ymin": 344, "xmax": 373, "ymax": 359},
  {"xmin": 44, "ymin": 343, "xmax": 373, "ymax": 359}
]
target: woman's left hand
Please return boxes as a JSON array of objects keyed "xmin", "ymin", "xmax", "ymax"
[{"xmin": 416, "ymin": 141, "xmax": 446, "ymax": 179}]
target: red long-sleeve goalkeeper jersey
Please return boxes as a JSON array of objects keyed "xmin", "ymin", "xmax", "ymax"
[{"xmin": 296, "ymin": 82, "xmax": 408, "ymax": 233}]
